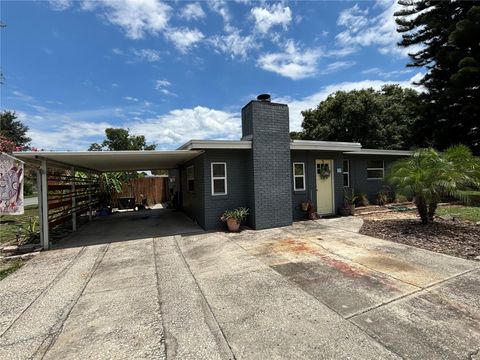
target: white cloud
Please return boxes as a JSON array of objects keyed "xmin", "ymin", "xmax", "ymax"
[
  {"xmin": 155, "ymin": 79, "xmax": 176, "ymax": 96},
  {"xmin": 250, "ymin": 3, "xmax": 292, "ymax": 34},
  {"xmin": 257, "ymin": 40, "xmax": 322, "ymax": 80},
  {"xmin": 337, "ymin": 4, "xmax": 369, "ymax": 32},
  {"xmin": 165, "ymin": 27, "xmax": 204, "ymax": 53},
  {"xmin": 321, "ymin": 61, "xmax": 356, "ymax": 74},
  {"xmin": 16, "ymin": 92, "xmax": 240, "ymax": 150},
  {"xmin": 124, "ymin": 96, "xmax": 139, "ymax": 102},
  {"xmin": 86, "ymin": 0, "xmax": 172, "ymax": 39},
  {"xmin": 335, "ymin": 0, "xmax": 420, "ymax": 56},
  {"xmin": 208, "ymin": 0, "xmax": 233, "ymax": 32},
  {"xmin": 209, "ymin": 30, "xmax": 258, "ymax": 60},
  {"xmin": 277, "ymin": 72, "xmax": 425, "ymax": 131},
  {"xmin": 155, "ymin": 79, "xmax": 171, "ymax": 89},
  {"xmin": 112, "ymin": 47, "xmax": 162, "ymax": 62},
  {"xmin": 326, "ymin": 47, "xmax": 358, "ymax": 58},
  {"xmin": 179, "ymin": 3, "xmax": 206, "ymax": 21},
  {"xmin": 129, "ymin": 106, "xmax": 240, "ymax": 148},
  {"xmin": 362, "ymin": 67, "xmax": 413, "ymax": 78},
  {"xmin": 159, "ymin": 89, "xmax": 177, "ymax": 97},
  {"xmin": 11, "ymin": 90, "xmax": 35, "ymax": 103},
  {"xmin": 48, "ymin": 0, "xmax": 73, "ymax": 11},
  {"xmin": 28, "ymin": 120, "xmax": 112, "ymax": 151},
  {"xmin": 131, "ymin": 48, "xmax": 161, "ymax": 62}
]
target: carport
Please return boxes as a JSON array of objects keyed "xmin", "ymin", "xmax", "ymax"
[{"xmin": 12, "ymin": 150, "xmax": 203, "ymax": 250}]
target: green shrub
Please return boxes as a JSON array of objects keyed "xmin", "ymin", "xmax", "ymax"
[
  {"xmin": 355, "ymin": 192, "xmax": 370, "ymax": 207},
  {"xmin": 395, "ymin": 194, "xmax": 409, "ymax": 203},
  {"xmin": 376, "ymin": 191, "xmax": 389, "ymax": 205}
]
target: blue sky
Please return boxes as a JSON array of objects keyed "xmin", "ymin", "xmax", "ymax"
[{"xmin": 1, "ymin": 0, "xmax": 423, "ymax": 151}]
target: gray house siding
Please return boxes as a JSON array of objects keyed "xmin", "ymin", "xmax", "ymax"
[
  {"xmin": 179, "ymin": 151, "xmax": 408, "ymax": 230},
  {"xmin": 202, "ymin": 149, "xmax": 251, "ymax": 230},
  {"xmin": 180, "ymin": 153, "xmax": 206, "ymax": 229},
  {"xmin": 345, "ymin": 155, "xmax": 404, "ymax": 202},
  {"xmin": 291, "ymin": 150, "xmax": 345, "ymax": 219}
]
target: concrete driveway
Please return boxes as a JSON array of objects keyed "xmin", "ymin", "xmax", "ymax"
[{"xmin": 1, "ymin": 214, "xmax": 479, "ymax": 360}]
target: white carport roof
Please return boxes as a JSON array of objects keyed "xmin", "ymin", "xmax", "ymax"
[{"xmin": 13, "ymin": 150, "xmax": 203, "ymax": 172}]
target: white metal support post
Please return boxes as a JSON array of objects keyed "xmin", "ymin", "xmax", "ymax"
[
  {"xmin": 71, "ymin": 167, "xmax": 76, "ymax": 231},
  {"xmin": 40, "ymin": 160, "xmax": 50, "ymax": 250},
  {"xmin": 88, "ymin": 174, "xmax": 92, "ymax": 221},
  {"xmin": 36, "ymin": 168, "xmax": 44, "ymax": 247}
]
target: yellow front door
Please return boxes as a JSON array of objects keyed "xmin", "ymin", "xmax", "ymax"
[{"xmin": 315, "ymin": 159, "xmax": 334, "ymax": 215}]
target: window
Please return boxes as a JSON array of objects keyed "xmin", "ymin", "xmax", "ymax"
[
  {"xmin": 187, "ymin": 166, "xmax": 195, "ymax": 192},
  {"xmin": 211, "ymin": 162, "xmax": 227, "ymax": 195},
  {"xmin": 343, "ymin": 160, "xmax": 350, "ymax": 187},
  {"xmin": 367, "ymin": 160, "xmax": 384, "ymax": 180},
  {"xmin": 293, "ymin": 163, "xmax": 306, "ymax": 191}
]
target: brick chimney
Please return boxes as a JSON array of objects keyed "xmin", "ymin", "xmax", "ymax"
[{"xmin": 241, "ymin": 94, "xmax": 292, "ymax": 229}]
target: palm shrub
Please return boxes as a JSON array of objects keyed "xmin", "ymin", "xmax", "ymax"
[{"xmin": 387, "ymin": 145, "xmax": 480, "ymax": 224}]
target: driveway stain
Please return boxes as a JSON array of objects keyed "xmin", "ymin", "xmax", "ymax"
[
  {"xmin": 269, "ymin": 238, "xmax": 370, "ymax": 279},
  {"xmin": 356, "ymin": 254, "xmax": 417, "ymax": 273}
]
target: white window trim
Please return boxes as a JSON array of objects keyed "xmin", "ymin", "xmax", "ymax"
[
  {"xmin": 293, "ymin": 162, "xmax": 306, "ymax": 191},
  {"xmin": 211, "ymin": 162, "xmax": 227, "ymax": 196},
  {"xmin": 343, "ymin": 160, "xmax": 350, "ymax": 187},
  {"xmin": 367, "ymin": 160, "xmax": 385, "ymax": 180},
  {"xmin": 187, "ymin": 165, "xmax": 195, "ymax": 192}
]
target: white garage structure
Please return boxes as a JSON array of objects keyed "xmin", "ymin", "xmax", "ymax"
[{"xmin": 13, "ymin": 150, "xmax": 203, "ymax": 250}]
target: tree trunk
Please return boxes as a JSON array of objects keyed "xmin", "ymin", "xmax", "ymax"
[
  {"xmin": 415, "ymin": 196, "xmax": 429, "ymax": 224},
  {"xmin": 428, "ymin": 201, "xmax": 437, "ymax": 222}
]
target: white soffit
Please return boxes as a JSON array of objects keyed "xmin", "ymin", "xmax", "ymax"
[
  {"xmin": 344, "ymin": 149, "xmax": 412, "ymax": 156},
  {"xmin": 291, "ymin": 140, "xmax": 362, "ymax": 152},
  {"xmin": 177, "ymin": 140, "xmax": 252, "ymax": 150},
  {"xmin": 12, "ymin": 150, "xmax": 203, "ymax": 172}
]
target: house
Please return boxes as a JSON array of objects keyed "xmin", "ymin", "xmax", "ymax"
[{"xmin": 170, "ymin": 94, "xmax": 411, "ymax": 230}]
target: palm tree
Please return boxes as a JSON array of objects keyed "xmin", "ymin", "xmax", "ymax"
[{"xmin": 387, "ymin": 145, "xmax": 480, "ymax": 224}]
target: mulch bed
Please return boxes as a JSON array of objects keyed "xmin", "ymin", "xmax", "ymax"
[{"xmin": 359, "ymin": 209, "xmax": 479, "ymax": 260}]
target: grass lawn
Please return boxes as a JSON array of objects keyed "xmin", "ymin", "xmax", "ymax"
[
  {"xmin": 0, "ymin": 205, "xmax": 39, "ymax": 245},
  {"xmin": 0, "ymin": 259, "xmax": 24, "ymax": 281},
  {"xmin": 437, "ymin": 205, "xmax": 480, "ymax": 222}
]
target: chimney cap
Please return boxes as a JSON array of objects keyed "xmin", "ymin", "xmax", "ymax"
[{"xmin": 257, "ymin": 94, "xmax": 271, "ymax": 102}]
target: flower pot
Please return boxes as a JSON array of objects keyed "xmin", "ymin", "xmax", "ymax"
[
  {"xmin": 339, "ymin": 207, "xmax": 350, "ymax": 216},
  {"xmin": 226, "ymin": 218, "xmax": 241, "ymax": 232}
]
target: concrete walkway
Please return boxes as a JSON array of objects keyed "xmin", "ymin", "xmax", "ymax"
[{"xmin": 1, "ymin": 216, "xmax": 479, "ymax": 359}]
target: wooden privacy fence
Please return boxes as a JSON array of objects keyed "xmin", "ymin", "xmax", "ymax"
[
  {"xmin": 111, "ymin": 177, "xmax": 168, "ymax": 206},
  {"xmin": 47, "ymin": 170, "xmax": 99, "ymax": 229}
]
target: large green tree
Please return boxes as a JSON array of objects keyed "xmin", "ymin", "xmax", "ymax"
[
  {"xmin": 296, "ymin": 85, "xmax": 421, "ymax": 149},
  {"xmin": 395, "ymin": 1, "xmax": 480, "ymax": 154},
  {"xmin": 89, "ymin": 128, "xmax": 156, "ymax": 151},
  {"xmin": 0, "ymin": 111, "xmax": 31, "ymax": 149}
]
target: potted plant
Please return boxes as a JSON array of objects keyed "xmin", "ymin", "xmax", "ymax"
[
  {"xmin": 341, "ymin": 187, "xmax": 357, "ymax": 216},
  {"xmin": 221, "ymin": 207, "xmax": 249, "ymax": 232}
]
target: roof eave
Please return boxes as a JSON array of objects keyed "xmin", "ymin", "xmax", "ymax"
[
  {"xmin": 344, "ymin": 149, "xmax": 412, "ymax": 156},
  {"xmin": 177, "ymin": 140, "xmax": 252, "ymax": 150},
  {"xmin": 290, "ymin": 140, "xmax": 362, "ymax": 152}
]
